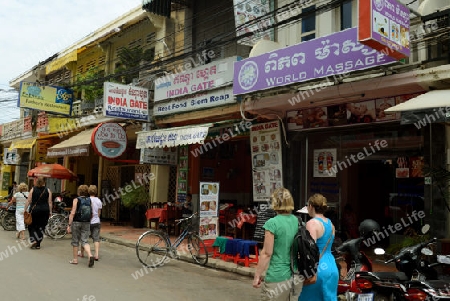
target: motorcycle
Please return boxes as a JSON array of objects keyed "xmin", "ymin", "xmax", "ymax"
[
  {"xmin": 335, "ymin": 236, "xmax": 374, "ymax": 300},
  {"xmin": 354, "ymin": 225, "xmax": 450, "ymax": 300}
]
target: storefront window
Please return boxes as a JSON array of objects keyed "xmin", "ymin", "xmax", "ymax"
[{"xmin": 306, "ymin": 124, "xmax": 425, "ymax": 238}]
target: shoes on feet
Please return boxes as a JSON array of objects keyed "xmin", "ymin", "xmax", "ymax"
[
  {"xmin": 69, "ymin": 260, "xmax": 78, "ymax": 265},
  {"xmin": 88, "ymin": 257, "xmax": 95, "ymax": 268}
]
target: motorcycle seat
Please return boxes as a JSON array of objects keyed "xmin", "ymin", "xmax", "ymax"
[{"xmin": 370, "ymin": 271, "xmax": 409, "ymax": 281}]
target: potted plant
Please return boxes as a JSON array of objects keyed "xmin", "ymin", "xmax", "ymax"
[{"xmin": 121, "ymin": 184, "xmax": 148, "ymax": 228}]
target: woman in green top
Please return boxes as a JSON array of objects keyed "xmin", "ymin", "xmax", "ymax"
[{"xmin": 253, "ymin": 187, "xmax": 302, "ymax": 301}]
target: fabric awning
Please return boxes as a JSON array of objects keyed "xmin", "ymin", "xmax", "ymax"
[
  {"xmin": 45, "ymin": 50, "xmax": 77, "ymax": 74},
  {"xmin": 385, "ymin": 90, "xmax": 450, "ymax": 113},
  {"xmin": 10, "ymin": 137, "xmax": 37, "ymax": 149},
  {"xmin": 47, "ymin": 128, "xmax": 95, "ymax": 157},
  {"xmin": 136, "ymin": 125, "xmax": 211, "ymax": 148}
]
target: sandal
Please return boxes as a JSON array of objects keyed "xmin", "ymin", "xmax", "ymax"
[
  {"xmin": 69, "ymin": 260, "xmax": 78, "ymax": 265},
  {"xmin": 88, "ymin": 257, "xmax": 95, "ymax": 268},
  {"xmin": 30, "ymin": 243, "xmax": 38, "ymax": 249},
  {"xmin": 77, "ymin": 251, "xmax": 84, "ymax": 258}
]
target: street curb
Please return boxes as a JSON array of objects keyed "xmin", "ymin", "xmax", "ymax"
[{"xmin": 100, "ymin": 234, "xmax": 256, "ymax": 277}]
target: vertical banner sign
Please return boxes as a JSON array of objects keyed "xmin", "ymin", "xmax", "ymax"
[
  {"xmin": 177, "ymin": 146, "xmax": 189, "ymax": 197},
  {"xmin": 358, "ymin": 0, "xmax": 410, "ymax": 60},
  {"xmin": 250, "ymin": 121, "xmax": 283, "ymax": 202},
  {"xmin": 199, "ymin": 181, "xmax": 219, "ymax": 240}
]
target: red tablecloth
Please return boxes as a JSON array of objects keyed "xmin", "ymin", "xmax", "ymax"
[
  {"xmin": 146, "ymin": 209, "xmax": 164, "ymax": 221},
  {"xmin": 146, "ymin": 207, "xmax": 181, "ymax": 223}
]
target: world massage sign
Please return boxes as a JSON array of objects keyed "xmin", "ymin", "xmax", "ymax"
[{"xmin": 233, "ymin": 27, "xmax": 398, "ymax": 95}]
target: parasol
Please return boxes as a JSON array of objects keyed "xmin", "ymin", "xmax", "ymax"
[{"xmin": 27, "ymin": 164, "xmax": 78, "ymax": 181}]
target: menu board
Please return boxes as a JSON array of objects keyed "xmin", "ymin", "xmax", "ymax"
[
  {"xmin": 199, "ymin": 181, "xmax": 219, "ymax": 240},
  {"xmin": 250, "ymin": 121, "xmax": 283, "ymax": 202},
  {"xmin": 253, "ymin": 203, "xmax": 276, "ymax": 242},
  {"xmin": 177, "ymin": 146, "xmax": 188, "ymax": 196}
]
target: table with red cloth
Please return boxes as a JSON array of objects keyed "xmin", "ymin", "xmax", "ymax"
[{"xmin": 145, "ymin": 207, "xmax": 181, "ymax": 223}]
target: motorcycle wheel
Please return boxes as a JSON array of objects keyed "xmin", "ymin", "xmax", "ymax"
[
  {"xmin": 2, "ymin": 213, "xmax": 16, "ymax": 231},
  {"xmin": 45, "ymin": 214, "xmax": 68, "ymax": 239},
  {"xmin": 374, "ymin": 293, "xmax": 392, "ymax": 301}
]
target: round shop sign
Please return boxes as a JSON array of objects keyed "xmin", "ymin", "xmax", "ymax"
[{"xmin": 91, "ymin": 123, "xmax": 127, "ymax": 159}]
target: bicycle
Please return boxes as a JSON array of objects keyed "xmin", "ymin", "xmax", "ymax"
[
  {"xmin": 136, "ymin": 212, "xmax": 208, "ymax": 268},
  {"xmin": 45, "ymin": 201, "xmax": 70, "ymax": 239}
]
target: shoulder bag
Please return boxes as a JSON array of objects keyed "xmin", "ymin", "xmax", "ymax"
[
  {"xmin": 24, "ymin": 188, "xmax": 46, "ymax": 226},
  {"xmin": 303, "ymin": 232, "xmax": 333, "ymax": 286}
]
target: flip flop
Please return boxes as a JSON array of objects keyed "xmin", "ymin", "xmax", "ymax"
[
  {"xmin": 94, "ymin": 258, "xmax": 99, "ymax": 261},
  {"xmin": 88, "ymin": 257, "xmax": 95, "ymax": 268},
  {"xmin": 69, "ymin": 260, "xmax": 78, "ymax": 265}
]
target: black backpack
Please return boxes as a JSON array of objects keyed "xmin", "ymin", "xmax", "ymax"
[
  {"xmin": 74, "ymin": 197, "xmax": 92, "ymax": 222},
  {"xmin": 290, "ymin": 222, "xmax": 320, "ymax": 280}
]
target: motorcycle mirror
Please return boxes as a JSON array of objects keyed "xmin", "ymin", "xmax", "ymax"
[
  {"xmin": 374, "ymin": 248, "xmax": 386, "ymax": 255},
  {"xmin": 421, "ymin": 247, "xmax": 433, "ymax": 256},
  {"xmin": 421, "ymin": 224, "xmax": 430, "ymax": 234}
]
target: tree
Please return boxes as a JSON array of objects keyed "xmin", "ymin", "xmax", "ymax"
[{"xmin": 115, "ymin": 46, "xmax": 155, "ymax": 84}]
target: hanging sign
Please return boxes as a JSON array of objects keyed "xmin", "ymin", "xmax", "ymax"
[
  {"xmin": 358, "ymin": 0, "xmax": 410, "ymax": 60},
  {"xmin": 91, "ymin": 123, "xmax": 127, "ymax": 159},
  {"xmin": 103, "ymin": 82, "xmax": 150, "ymax": 121}
]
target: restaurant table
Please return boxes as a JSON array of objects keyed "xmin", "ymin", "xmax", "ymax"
[{"xmin": 145, "ymin": 206, "xmax": 182, "ymax": 227}]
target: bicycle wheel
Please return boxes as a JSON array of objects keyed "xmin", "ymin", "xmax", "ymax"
[
  {"xmin": 2, "ymin": 213, "xmax": 16, "ymax": 231},
  {"xmin": 188, "ymin": 233, "xmax": 208, "ymax": 266},
  {"xmin": 45, "ymin": 214, "xmax": 68, "ymax": 239},
  {"xmin": 136, "ymin": 231, "xmax": 169, "ymax": 268}
]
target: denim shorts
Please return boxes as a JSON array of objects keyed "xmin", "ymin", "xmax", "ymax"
[
  {"xmin": 71, "ymin": 221, "xmax": 91, "ymax": 247},
  {"xmin": 90, "ymin": 223, "xmax": 101, "ymax": 242}
]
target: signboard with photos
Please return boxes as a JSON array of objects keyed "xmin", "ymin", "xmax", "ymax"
[
  {"xmin": 199, "ymin": 181, "xmax": 219, "ymax": 240},
  {"xmin": 286, "ymin": 93, "xmax": 422, "ymax": 131},
  {"xmin": 358, "ymin": 0, "xmax": 410, "ymax": 60},
  {"xmin": 250, "ymin": 121, "xmax": 283, "ymax": 202}
]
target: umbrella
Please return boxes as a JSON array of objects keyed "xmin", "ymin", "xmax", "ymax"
[{"xmin": 27, "ymin": 164, "xmax": 78, "ymax": 181}]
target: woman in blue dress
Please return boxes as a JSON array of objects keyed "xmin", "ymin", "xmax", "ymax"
[{"xmin": 299, "ymin": 194, "xmax": 338, "ymax": 301}]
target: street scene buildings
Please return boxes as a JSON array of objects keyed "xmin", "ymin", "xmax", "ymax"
[{"xmin": 1, "ymin": 0, "xmax": 450, "ymax": 249}]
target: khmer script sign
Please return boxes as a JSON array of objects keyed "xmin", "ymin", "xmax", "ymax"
[{"xmin": 233, "ymin": 27, "xmax": 397, "ymax": 95}]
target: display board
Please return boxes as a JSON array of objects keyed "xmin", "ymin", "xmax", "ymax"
[
  {"xmin": 253, "ymin": 203, "xmax": 276, "ymax": 242},
  {"xmin": 199, "ymin": 181, "xmax": 219, "ymax": 240}
]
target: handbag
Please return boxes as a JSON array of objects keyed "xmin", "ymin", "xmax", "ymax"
[
  {"xmin": 24, "ymin": 189, "xmax": 46, "ymax": 226},
  {"xmin": 303, "ymin": 232, "xmax": 333, "ymax": 286}
]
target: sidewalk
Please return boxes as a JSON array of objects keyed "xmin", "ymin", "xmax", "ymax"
[{"xmin": 99, "ymin": 222, "xmax": 397, "ymax": 278}]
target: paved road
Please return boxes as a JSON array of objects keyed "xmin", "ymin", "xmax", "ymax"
[{"xmin": 0, "ymin": 229, "xmax": 259, "ymax": 301}]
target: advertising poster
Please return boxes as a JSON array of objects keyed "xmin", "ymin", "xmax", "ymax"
[
  {"xmin": 199, "ymin": 216, "xmax": 219, "ymax": 240},
  {"xmin": 347, "ymin": 100, "xmax": 376, "ymax": 124},
  {"xmin": 199, "ymin": 181, "xmax": 219, "ymax": 240},
  {"xmin": 375, "ymin": 97, "xmax": 396, "ymax": 121},
  {"xmin": 313, "ymin": 148, "xmax": 337, "ymax": 178},
  {"xmin": 250, "ymin": 121, "xmax": 283, "ymax": 202}
]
